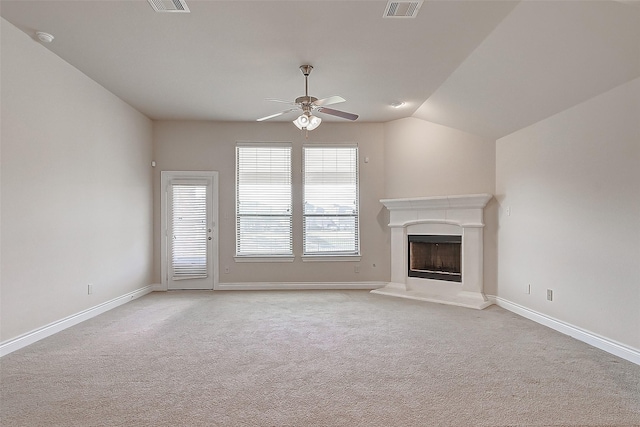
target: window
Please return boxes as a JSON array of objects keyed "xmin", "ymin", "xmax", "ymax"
[
  {"xmin": 236, "ymin": 143, "xmax": 292, "ymax": 256},
  {"xmin": 303, "ymin": 145, "xmax": 359, "ymax": 256}
]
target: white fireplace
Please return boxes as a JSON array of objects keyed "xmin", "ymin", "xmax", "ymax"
[{"xmin": 372, "ymin": 194, "xmax": 493, "ymax": 309}]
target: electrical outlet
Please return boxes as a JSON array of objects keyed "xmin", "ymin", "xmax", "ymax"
[
  {"xmin": 354, "ymin": 265, "xmax": 360, "ymax": 273},
  {"xmin": 224, "ymin": 266, "xmax": 230, "ymax": 274},
  {"xmin": 88, "ymin": 284, "xmax": 93, "ymax": 295},
  {"xmin": 547, "ymin": 289, "xmax": 553, "ymax": 301},
  {"xmin": 526, "ymin": 284, "xmax": 531, "ymax": 295}
]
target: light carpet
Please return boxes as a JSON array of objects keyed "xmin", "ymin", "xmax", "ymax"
[{"xmin": 1, "ymin": 290, "xmax": 639, "ymax": 426}]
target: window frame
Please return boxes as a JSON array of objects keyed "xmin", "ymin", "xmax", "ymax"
[
  {"xmin": 235, "ymin": 142, "xmax": 294, "ymax": 261},
  {"xmin": 302, "ymin": 143, "xmax": 360, "ymax": 259}
]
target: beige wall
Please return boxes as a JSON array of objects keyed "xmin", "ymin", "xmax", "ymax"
[
  {"xmin": 382, "ymin": 117, "xmax": 498, "ymax": 294},
  {"xmin": 496, "ymin": 78, "xmax": 640, "ymax": 350},
  {"xmin": 0, "ymin": 19, "xmax": 154, "ymax": 341},
  {"xmin": 152, "ymin": 121, "xmax": 389, "ymax": 284},
  {"xmin": 383, "ymin": 117, "xmax": 496, "ymax": 198}
]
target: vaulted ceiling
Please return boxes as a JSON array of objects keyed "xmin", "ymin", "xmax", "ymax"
[{"xmin": 2, "ymin": 0, "xmax": 638, "ymax": 139}]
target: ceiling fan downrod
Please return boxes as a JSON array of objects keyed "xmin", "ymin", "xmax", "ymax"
[{"xmin": 296, "ymin": 65, "xmax": 317, "ymax": 107}]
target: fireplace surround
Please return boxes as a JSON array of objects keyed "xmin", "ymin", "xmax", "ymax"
[{"xmin": 372, "ymin": 194, "xmax": 492, "ymax": 309}]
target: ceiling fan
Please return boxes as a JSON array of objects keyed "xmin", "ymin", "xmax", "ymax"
[{"xmin": 257, "ymin": 65, "xmax": 359, "ymax": 131}]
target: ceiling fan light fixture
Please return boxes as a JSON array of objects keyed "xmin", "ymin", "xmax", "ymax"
[
  {"xmin": 293, "ymin": 114, "xmax": 310, "ymax": 130},
  {"xmin": 293, "ymin": 113, "xmax": 322, "ymax": 131},
  {"xmin": 307, "ymin": 115, "xmax": 322, "ymax": 131}
]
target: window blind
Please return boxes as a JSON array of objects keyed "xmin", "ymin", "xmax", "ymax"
[
  {"xmin": 303, "ymin": 145, "xmax": 359, "ymax": 255},
  {"xmin": 171, "ymin": 183, "xmax": 208, "ymax": 279},
  {"xmin": 236, "ymin": 144, "xmax": 292, "ymax": 256}
]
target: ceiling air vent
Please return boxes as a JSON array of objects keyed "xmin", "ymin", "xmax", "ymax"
[
  {"xmin": 148, "ymin": 0, "xmax": 190, "ymax": 13},
  {"xmin": 383, "ymin": 1, "xmax": 423, "ymax": 18}
]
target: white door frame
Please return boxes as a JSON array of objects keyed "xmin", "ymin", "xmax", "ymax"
[{"xmin": 160, "ymin": 171, "xmax": 219, "ymax": 291}]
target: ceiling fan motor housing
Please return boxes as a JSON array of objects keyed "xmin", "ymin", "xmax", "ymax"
[{"xmin": 295, "ymin": 96, "xmax": 318, "ymax": 108}]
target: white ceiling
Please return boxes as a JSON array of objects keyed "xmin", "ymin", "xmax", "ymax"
[{"xmin": 1, "ymin": 0, "xmax": 639, "ymax": 139}]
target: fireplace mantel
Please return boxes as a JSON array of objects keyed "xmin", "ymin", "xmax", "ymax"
[
  {"xmin": 381, "ymin": 194, "xmax": 492, "ymax": 211},
  {"xmin": 372, "ymin": 194, "xmax": 493, "ymax": 310}
]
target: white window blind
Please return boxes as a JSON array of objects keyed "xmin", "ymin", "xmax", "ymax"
[
  {"xmin": 171, "ymin": 183, "xmax": 208, "ymax": 279},
  {"xmin": 236, "ymin": 143, "xmax": 292, "ymax": 256},
  {"xmin": 303, "ymin": 145, "xmax": 359, "ymax": 256}
]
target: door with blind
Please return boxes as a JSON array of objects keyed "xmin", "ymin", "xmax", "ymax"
[{"xmin": 161, "ymin": 171, "xmax": 218, "ymax": 290}]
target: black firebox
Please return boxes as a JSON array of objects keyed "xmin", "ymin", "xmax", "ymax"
[{"xmin": 408, "ymin": 235, "xmax": 462, "ymax": 282}]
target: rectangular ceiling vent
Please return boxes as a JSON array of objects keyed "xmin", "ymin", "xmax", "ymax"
[
  {"xmin": 384, "ymin": 1, "xmax": 423, "ymax": 18},
  {"xmin": 148, "ymin": 0, "xmax": 190, "ymax": 13}
]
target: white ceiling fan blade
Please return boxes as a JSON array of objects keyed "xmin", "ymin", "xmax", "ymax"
[
  {"xmin": 257, "ymin": 108, "xmax": 297, "ymax": 122},
  {"xmin": 265, "ymin": 98, "xmax": 298, "ymax": 106},
  {"xmin": 313, "ymin": 96, "xmax": 346, "ymax": 107},
  {"xmin": 317, "ymin": 107, "xmax": 359, "ymax": 121}
]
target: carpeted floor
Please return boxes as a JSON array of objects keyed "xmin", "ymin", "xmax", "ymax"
[{"xmin": 1, "ymin": 290, "xmax": 639, "ymax": 426}]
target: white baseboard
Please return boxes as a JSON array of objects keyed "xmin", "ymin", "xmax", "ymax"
[
  {"xmin": 488, "ymin": 295, "xmax": 640, "ymax": 366},
  {"xmin": 216, "ymin": 281, "xmax": 386, "ymax": 291},
  {"xmin": 0, "ymin": 285, "xmax": 153, "ymax": 357}
]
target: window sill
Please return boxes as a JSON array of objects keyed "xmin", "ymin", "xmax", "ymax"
[
  {"xmin": 234, "ymin": 256, "xmax": 295, "ymax": 263},
  {"xmin": 302, "ymin": 255, "xmax": 361, "ymax": 262}
]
